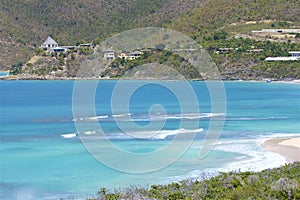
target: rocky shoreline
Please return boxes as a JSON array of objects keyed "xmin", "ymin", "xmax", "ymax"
[{"xmin": 2, "ymin": 74, "xmax": 300, "ymax": 84}]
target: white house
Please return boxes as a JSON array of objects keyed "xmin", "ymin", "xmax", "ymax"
[
  {"xmin": 80, "ymin": 43, "xmax": 91, "ymax": 47},
  {"xmin": 265, "ymin": 57, "xmax": 299, "ymax": 61},
  {"xmin": 265, "ymin": 51, "xmax": 300, "ymax": 61},
  {"xmin": 252, "ymin": 29, "xmax": 300, "ymax": 34},
  {"xmin": 289, "ymin": 51, "xmax": 300, "ymax": 57},
  {"xmin": 41, "ymin": 36, "xmax": 58, "ymax": 49},
  {"xmin": 128, "ymin": 50, "xmax": 142, "ymax": 60},
  {"xmin": 104, "ymin": 48, "xmax": 116, "ymax": 61},
  {"xmin": 118, "ymin": 52, "xmax": 129, "ymax": 59}
]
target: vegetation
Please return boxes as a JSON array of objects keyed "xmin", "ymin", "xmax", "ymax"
[
  {"xmin": 0, "ymin": 0, "xmax": 198, "ymax": 69},
  {"xmin": 169, "ymin": 0, "xmax": 300, "ymax": 41},
  {"xmin": 101, "ymin": 50, "xmax": 201, "ymax": 79},
  {"xmin": 87, "ymin": 162, "xmax": 300, "ymax": 200},
  {"xmin": 165, "ymin": 0, "xmax": 300, "ymax": 80},
  {"xmin": 9, "ymin": 62, "xmax": 23, "ymax": 75},
  {"xmin": 2, "ymin": 0, "xmax": 300, "ymax": 79},
  {"xmin": 7, "ymin": 45, "xmax": 95, "ymax": 78},
  {"xmin": 205, "ymin": 38, "xmax": 300, "ymax": 80},
  {"xmin": 99, "ymin": 36, "xmax": 300, "ymax": 80}
]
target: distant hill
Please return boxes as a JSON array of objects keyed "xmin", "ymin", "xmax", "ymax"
[
  {"xmin": 1, "ymin": 0, "xmax": 300, "ymax": 78},
  {"xmin": 169, "ymin": 0, "xmax": 300, "ymax": 39},
  {"xmin": 0, "ymin": 0, "xmax": 200, "ymax": 69},
  {"xmin": 165, "ymin": 0, "xmax": 300, "ymax": 80}
]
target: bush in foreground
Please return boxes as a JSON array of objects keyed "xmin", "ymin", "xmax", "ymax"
[{"xmin": 88, "ymin": 162, "xmax": 300, "ymax": 200}]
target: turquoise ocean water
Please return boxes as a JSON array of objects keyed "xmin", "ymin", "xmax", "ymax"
[
  {"xmin": 0, "ymin": 80, "xmax": 299, "ymax": 199},
  {"xmin": 0, "ymin": 72, "xmax": 9, "ymax": 77}
]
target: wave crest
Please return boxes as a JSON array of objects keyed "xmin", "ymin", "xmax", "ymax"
[
  {"xmin": 72, "ymin": 113, "xmax": 224, "ymax": 122},
  {"xmin": 63, "ymin": 128, "xmax": 204, "ymax": 140},
  {"xmin": 61, "ymin": 133, "xmax": 78, "ymax": 138}
]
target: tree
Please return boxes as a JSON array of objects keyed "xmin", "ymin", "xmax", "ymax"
[
  {"xmin": 155, "ymin": 43, "xmax": 166, "ymax": 51},
  {"xmin": 9, "ymin": 62, "xmax": 23, "ymax": 75},
  {"xmin": 213, "ymin": 31, "xmax": 227, "ymax": 40}
]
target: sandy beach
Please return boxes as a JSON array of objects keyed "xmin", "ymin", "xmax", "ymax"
[{"xmin": 261, "ymin": 137, "xmax": 300, "ymax": 163}]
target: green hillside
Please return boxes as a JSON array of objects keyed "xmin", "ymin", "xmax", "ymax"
[
  {"xmin": 165, "ymin": 0, "xmax": 300, "ymax": 80},
  {"xmin": 170, "ymin": 0, "xmax": 300, "ymax": 39},
  {"xmin": 0, "ymin": 0, "xmax": 199, "ymax": 69},
  {"xmin": 101, "ymin": 0, "xmax": 300, "ymax": 80},
  {"xmin": 1, "ymin": 0, "xmax": 300, "ymax": 80},
  {"xmin": 91, "ymin": 162, "xmax": 300, "ymax": 200}
]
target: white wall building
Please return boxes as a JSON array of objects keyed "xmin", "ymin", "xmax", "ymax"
[
  {"xmin": 104, "ymin": 48, "xmax": 116, "ymax": 61},
  {"xmin": 289, "ymin": 51, "xmax": 300, "ymax": 57},
  {"xmin": 41, "ymin": 36, "xmax": 58, "ymax": 49},
  {"xmin": 128, "ymin": 50, "xmax": 142, "ymax": 60},
  {"xmin": 265, "ymin": 51, "xmax": 300, "ymax": 61}
]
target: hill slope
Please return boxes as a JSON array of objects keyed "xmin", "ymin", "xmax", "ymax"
[
  {"xmin": 165, "ymin": 0, "xmax": 300, "ymax": 80},
  {"xmin": 169, "ymin": 0, "xmax": 300, "ymax": 39},
  {"xmin": 0, "ymin": 0, "xmax": 200, "ymax": 69},
  {"xmin": 1, "ymin": 0, "xmax": 300, "ymax": 80},
  {"xmin": 93, "ymin": 162, "xmax": 300, "ymax": 199}
]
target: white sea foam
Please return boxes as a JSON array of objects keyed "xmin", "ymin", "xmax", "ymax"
[
  {"xmin": 188, "ymin": 136, "xmax": 295, "ymax": 179},
  {"xmin": 165, "ymin": 138, "xmax": 289, "ymax": 184},
  {"xmin": 87, "ymin": 115, "xmax": 109, "ymax": 121},
  {"xmin": 72, "ymin": 114, "xmax": 289, "ymax": 123},
  {"xmin": 142, "ymin": 128, "xmax": 204, "ymax": 140},
  {"xmin": 61, "ymin": 133, "xmax": 77, "ymax": 138},
  {"xmin": 227, "ymin": 116, "xmax": 289, "ymax": 121},
  {"xmin": 77, "ymin": 128, "xmax": 204, "ymax": 140},
  {"xmin": 112, "ymin": 113, "xmax": 132, "ymax": 118},
  {"xmin": 61, "ymin": 131, "xmax": 98, "ymax": 138},
  {"xmin": 212, "ymin": 139, "xmax": 287, "ymax": 172},
  {"xmin": 84, "ymin": 130, "xmax": 97, "ymax": 135},
  {"xmin": 121, "ymin": 128, "xmax": 203, "ymax": 139},
  {"xmin": 130, "ymin": 113, "xmax": 224, "ymax": 122},
  {"xmin": 159, "ymin": 113, "xmax": 224, "ymax": 120},
  {"xmin": 72, "ymin": 113, "xmax": 224, "ymax": 122},
  {"xmin": 72, "ymin": 115, "xmax": 108, "ymax": 122}
]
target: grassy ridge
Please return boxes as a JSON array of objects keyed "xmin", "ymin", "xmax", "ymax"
[
  {"xmin": 165, "ymin": 0, "xmax": 300, "ymax": 80},
  {"xmin": 169, "ymin": 0, "xmax": 300, "ymax": 40},
  {"xmin": 2, "ymin": 0, "xmax": 300, "ymax": 79},
  {"xmin": 89, "ymin": 162, "xmax": 300, "ymax": 200},
  {"xmin": 0, "ymin": 0, "xmax": 199, "ymax": 69}
]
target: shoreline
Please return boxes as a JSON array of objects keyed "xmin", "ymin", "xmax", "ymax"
[
  {"xmin": 261, "ymin": 137, "xmax": 300, "ymax": 163},
  {"xmin": 1, "ymin": 75, "xmax": 300, "ymax": 84}
]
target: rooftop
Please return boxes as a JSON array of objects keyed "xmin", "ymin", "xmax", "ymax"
[
  {"xmin": 289, "ymin": 51, "xmax": 300, "ymax": 54},
  {"xmin": 43, "ymin": 36, "xmax": 58, "ymax": 45},
  {"xmin": 265, "ymin": 57, "xmax": 299, "ymax": 61}
]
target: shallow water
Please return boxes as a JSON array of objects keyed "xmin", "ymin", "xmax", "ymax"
[{"xmin": 0, "ymin": 80, "xmax": 299, "ymax": 199}]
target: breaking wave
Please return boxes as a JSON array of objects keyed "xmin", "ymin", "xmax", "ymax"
[
  {"xmin": 61, "ymin": 133, "xmax": 78, "ymax": 138},
  {"xmin": 63, "ymin": 128, "xmax": 203, "ymax": 140},
  {"xmin": 226, "ymin": 116, "xmax": 290, "ymax": 121},
  {"xmin": 72, "ymin": 113, "xmax": 224, "ymax": 122},
  {"xmin": 126, "ymin": 128, "xmax": 204, "ymax": 140}
]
